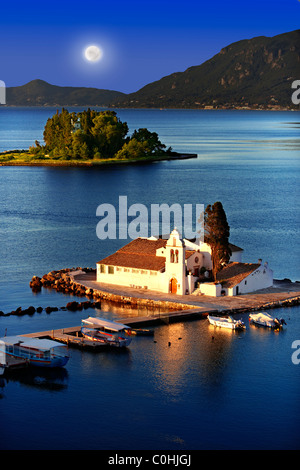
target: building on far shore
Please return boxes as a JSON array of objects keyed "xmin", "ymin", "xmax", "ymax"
[{"xmin": 96, "ymin": 229, "xmax": 273, "ymax": 297}]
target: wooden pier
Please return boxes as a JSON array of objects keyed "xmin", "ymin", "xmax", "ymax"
[{"xmin": 22, "ymin": 325, "xmax": 103, "ymax": 349}]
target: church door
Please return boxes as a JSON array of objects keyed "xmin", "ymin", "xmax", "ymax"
[{"xmin": 170, "ymin": 278, "xmax": 177, "ymax": 294}]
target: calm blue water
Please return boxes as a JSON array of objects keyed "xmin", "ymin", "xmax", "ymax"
[{"xmin": 0, "ymin": 108, "xmax": 299, "ymax": 450}]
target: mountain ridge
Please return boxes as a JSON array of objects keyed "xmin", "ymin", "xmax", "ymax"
[
  {"xmin": 3, "ymin": 29, "xmax": 300, "ymax": 109},
  {"xmin": 6, "ymin": 79, "xmax": 126, "ymax": 106},
  {"xmin": 113, "ymin": 29, "xmax": 300, "ymax": 109}
]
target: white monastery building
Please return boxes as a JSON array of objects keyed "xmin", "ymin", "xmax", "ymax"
[{"xmin": 96, "ymin": 229, "xmax": 273, "ymax": 297}]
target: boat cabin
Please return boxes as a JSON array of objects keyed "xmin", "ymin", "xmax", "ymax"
[{"xmin": 0, "ymin": 336, "xmax": 69, "ymax": 368}]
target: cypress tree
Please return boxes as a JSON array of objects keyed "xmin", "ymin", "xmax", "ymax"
[{"xmin": 204, "ymin": 201, "xmax": 231, "ymax": 281}]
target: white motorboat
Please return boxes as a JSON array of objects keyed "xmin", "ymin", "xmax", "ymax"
[
  {"xmin": 249, "ymin": 312, "xmax": 286, "ymax": 329},
  {"xmin": 81, "ymin": 317, "xmax": 133, "ymax": 347},
  {"xmin": 208, "ymin": 314, "xmax": 246, "ymax": 330}
]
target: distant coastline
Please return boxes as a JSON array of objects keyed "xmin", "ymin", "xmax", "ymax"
[{"xmin": 1, "ymin": 104, "xmax": 296, "ymax": 111}]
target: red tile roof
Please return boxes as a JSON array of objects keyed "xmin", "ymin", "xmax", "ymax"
[
  {"xmin": 118, "ymin": 237, "xmax": 167, "ymax": 254},
  {"xmin": 98, "ymin": 252, "xmax": 166, "ymax": 271},
  {"xmin": 97, "ymin": 238, "xmax": 168, "ymax": 271}
]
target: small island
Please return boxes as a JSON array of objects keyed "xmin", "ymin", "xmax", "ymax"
[{"xmin": 0, "ymin": 108, "xmax": 197, "ymax": 166}]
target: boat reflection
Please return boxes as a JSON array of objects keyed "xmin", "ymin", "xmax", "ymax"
[
  {"xmin": 77, "ymin": 346, "xmax": 133, "ymax": 374},
  {"xmin": 2, "ymin": 366, "xmax": 69, "ymax": 392}
]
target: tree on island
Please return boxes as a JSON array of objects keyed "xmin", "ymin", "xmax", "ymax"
[
  {"xmin": 30, "ymin": 109, "xmax": 172, "ymax": 161},
  {"xmin": 204, "ymin": 201, "xmax": 231, "ymax": 281},
  {"xmin": 131, "ymin": 128, "xmax": 167, "ymax": 154}
]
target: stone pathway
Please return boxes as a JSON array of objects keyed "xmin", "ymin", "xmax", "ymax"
[{"xmin": 73, "ymin": 272, "xmax": 300, "ymax": 312}]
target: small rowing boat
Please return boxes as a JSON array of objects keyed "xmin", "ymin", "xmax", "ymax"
[{"xmin": 131, "ymin": 329, "xmax": 154, "ymax": 336}]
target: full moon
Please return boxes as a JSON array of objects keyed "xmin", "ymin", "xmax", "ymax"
[{"xmin": 84, "ymin": 45, "xmax": 103, "ymax": 62}]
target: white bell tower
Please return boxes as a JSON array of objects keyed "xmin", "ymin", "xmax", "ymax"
[{"xmin": 165, "ymin": 228, "xmax": 187, "ymax": 295}]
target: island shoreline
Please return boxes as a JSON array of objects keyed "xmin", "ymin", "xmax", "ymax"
[{"xmin": 0, "ymin": 152, "xmax": 198, "ymax": 167}]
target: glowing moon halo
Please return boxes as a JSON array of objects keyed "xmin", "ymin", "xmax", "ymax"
[{"xmin": 84, "ymin": 45, "xmax": 103, "ymax": 62}]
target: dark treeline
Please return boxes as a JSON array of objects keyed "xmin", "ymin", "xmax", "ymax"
[{"xmin": 30, "ymin": 108, "xmax": 172, "ymax": 160}]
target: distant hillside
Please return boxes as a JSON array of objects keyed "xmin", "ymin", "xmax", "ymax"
[
  {"xmin": 4, "ymin": 30, "xmax": 300, "ymax": 109},
  {"xmin": 6, "ymin": 79, "xmax": 126, "ymax": 106},
  {"xmin": 113, "ymin": 29, "xmax": 300, "ymax": 109}
]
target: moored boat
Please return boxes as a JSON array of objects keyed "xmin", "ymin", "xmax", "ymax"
[
  {"xmin": 81, "ymin": 317, "xmax": 133, "ymax": 347},
  {"xmin": 208, "ymin": 314, "xmax": 246, "ymax": 330},
  {"xmin": 249, "ymin": 312, "xmax": 286, "ymax": 329},
  {"xmin": 0, "ymin": 336, "xmax": 69, "ymax": 369},
  {"xmin": 131, "ymin": 328, "xmax": 154, "ymax": 336}
]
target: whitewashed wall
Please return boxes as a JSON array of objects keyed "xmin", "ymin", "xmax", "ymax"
[{"xmin": 97, "ymin": 264, "xmax": 165, "ymax": 292}]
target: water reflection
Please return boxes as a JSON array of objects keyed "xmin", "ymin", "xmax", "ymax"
[
  {"xmin": 1, "ymin": 366, "xmax": 68, "ymax": 394},
  {"xmin": 148, "ymin": 320, "xmax": 246, "ymax": 400},
  {"xmin": 100, "ymin": 299, "xmax": 168, "ymax": 320},
  {"xmin": 78, "ymin": 347, "xmax": 133, "ymax": 373}
]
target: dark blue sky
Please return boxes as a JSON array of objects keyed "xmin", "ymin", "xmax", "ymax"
[{"xmin": 1, "ymin": 0, "xmax": 299, "ymax": 93}]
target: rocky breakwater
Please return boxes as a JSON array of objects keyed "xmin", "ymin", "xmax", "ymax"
[
  {"xmin": 30, "ymin": 268, "xmax": 94, "ymax": 295},
  {"xmin": 0, "ymin": 269, "xmax": 101, "ymax": 317},
  {"xmin": 0, "ymin": 268, "xmax": 99, "ymax": 316},
  {"xmin": 29, "ymin": 268, "xmax": 101, "ymax": 307}
]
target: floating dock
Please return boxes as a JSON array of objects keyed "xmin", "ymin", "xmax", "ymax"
[{"xmin": 22, "ymin": 325, "xmax": 101, "ymax": 349}]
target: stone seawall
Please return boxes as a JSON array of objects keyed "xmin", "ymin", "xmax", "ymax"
[
  {"xmin": 259, "ymin": 295, "xmax": 300, "ymax": 309},
  {"xmin": 29, "ymin": 268, "xmax": 198, "ymax": 310},
  {"xmin": 30, "ymin": 268, "xmax": 300, "ymax": 313},
  {"xmin": 2, "ymin": 267, "xmax": 300, "ymax": 318}
]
